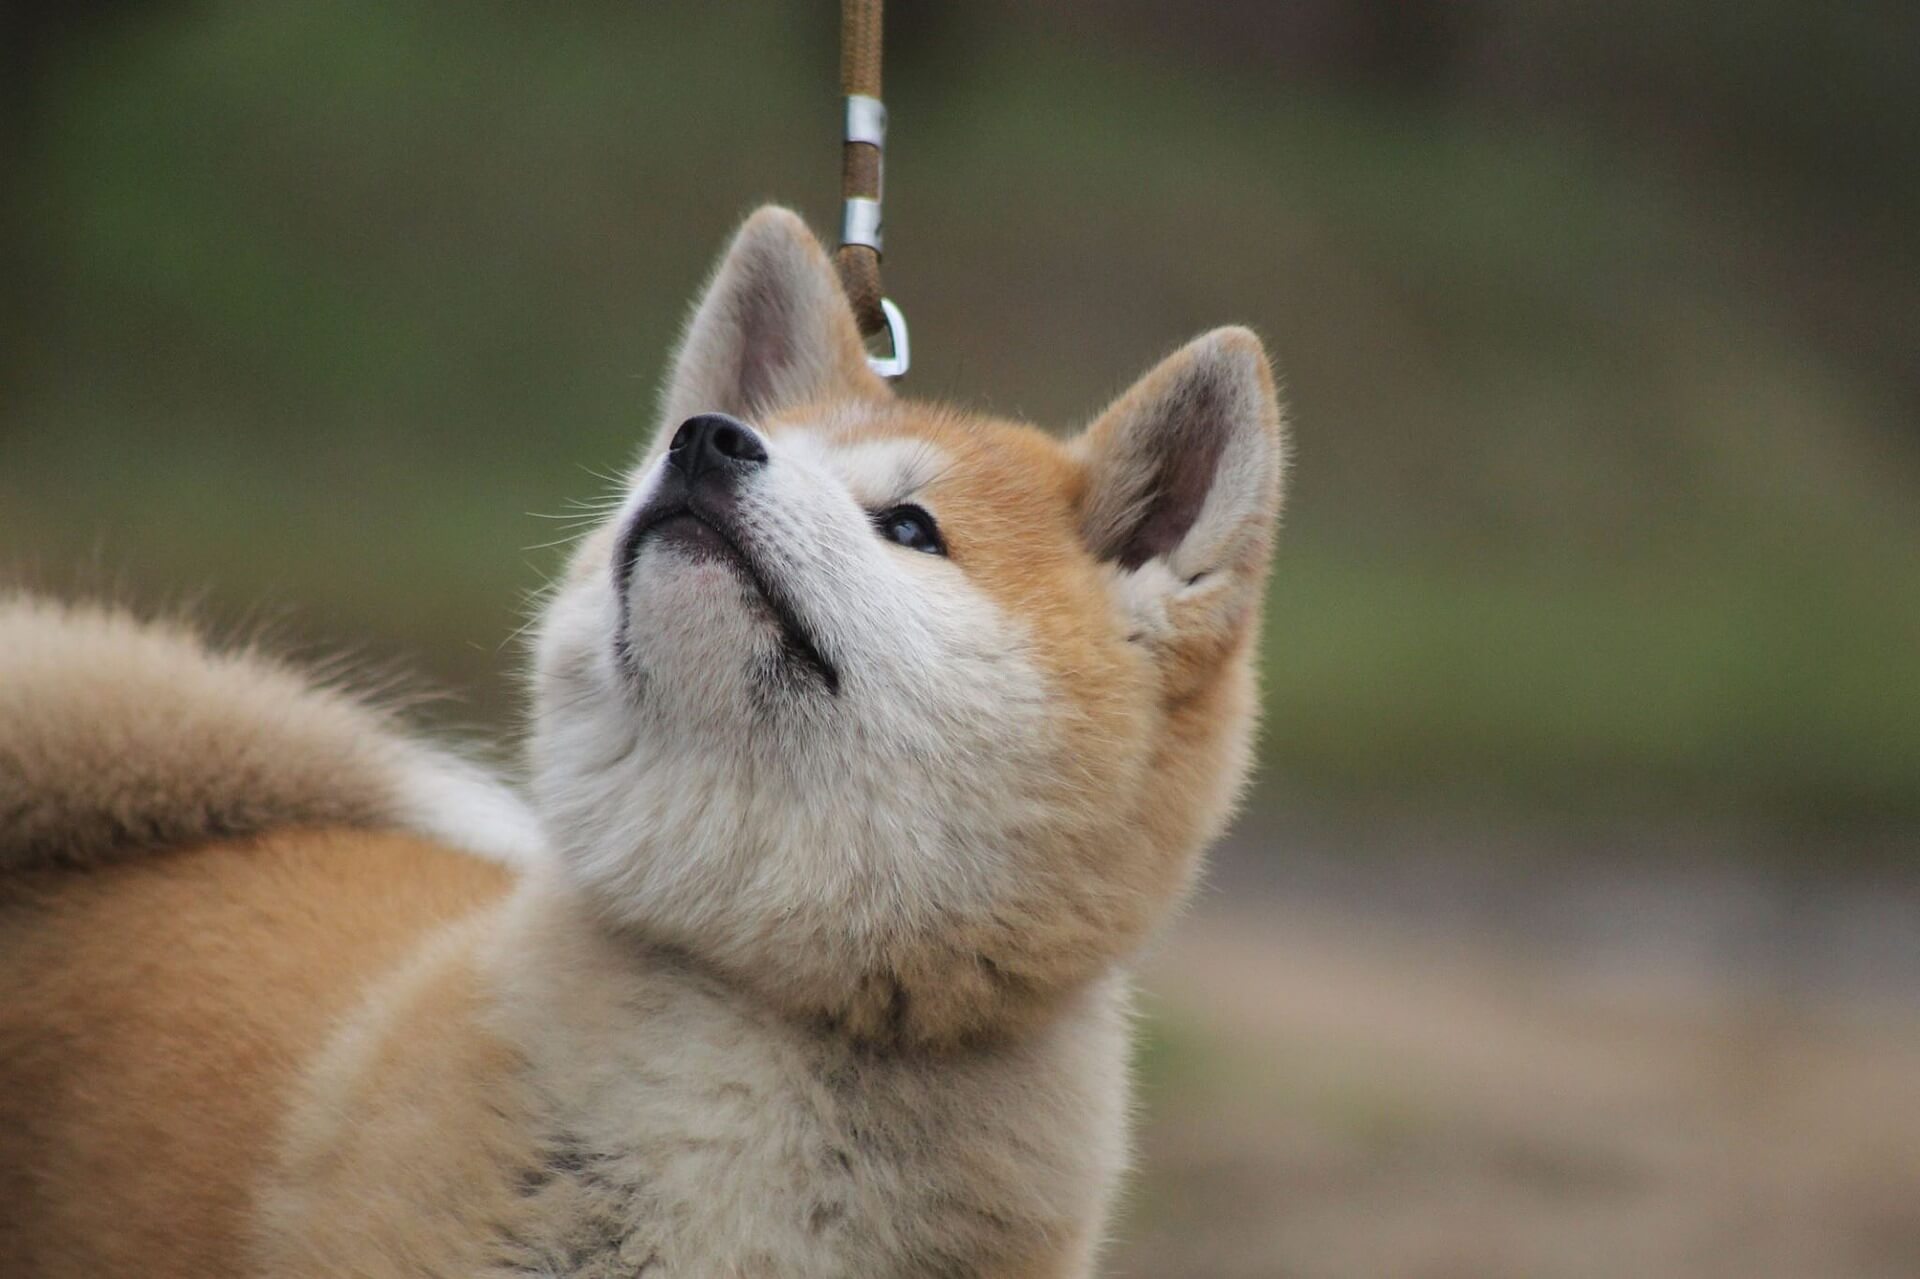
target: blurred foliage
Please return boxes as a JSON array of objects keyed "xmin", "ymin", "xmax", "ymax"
[{"xmin": 2, "ymin": 1, "xmax": 1916, "ymax": 839}]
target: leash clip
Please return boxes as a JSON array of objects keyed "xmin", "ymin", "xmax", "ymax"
[
  {"xmin": 840, "ymin": 93, "xmax": 886, "ymax": 253},
  {"xmin": 839, "ymin": 92, "xmax": 903, "ymax": 377},
  {"xmin": 867, "ymin": 297, "xmax": 909, "ymax": 379}
]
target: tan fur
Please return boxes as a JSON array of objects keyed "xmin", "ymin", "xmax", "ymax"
[
  {"xmin": 0, "ymin": 206, "xmax": 1285, "ymax": 1276},
  {"xmin": 0, "ymin": 594, "xmax": 540, "ymax": 872},
  {"xmin": 0, "ymin": 596, "xmax": 411, "ymax": 871},
  {"xmin": 0, "ymin": 830, "xmax": 511, "ymax": 1274}
]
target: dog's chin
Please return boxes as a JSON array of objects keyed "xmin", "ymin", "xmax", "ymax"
[{"xmin": 618, "ymin": 527, "xmax": 840, "ymax": 698}]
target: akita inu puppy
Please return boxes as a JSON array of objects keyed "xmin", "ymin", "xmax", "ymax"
[{"xmin": 0, "ymin": 206, "xmax": 1286, "ymax": 1276}]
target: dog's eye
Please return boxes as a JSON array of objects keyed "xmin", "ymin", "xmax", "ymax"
[{"xmin": 874, "ymin": 504, "xmax": 945, "ymax": 556}]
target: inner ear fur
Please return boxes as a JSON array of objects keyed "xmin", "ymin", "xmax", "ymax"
[
  {"xmin": 1075, "ymin": 327, "xmax": 1286, "ymax": 581},
  {"xmin": 655, "ymin": 206, "xmax": 890, "ymax": 442}
]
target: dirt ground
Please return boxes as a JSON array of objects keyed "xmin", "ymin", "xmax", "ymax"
[{"xmin": 1112, "ymin": 888, "xmax": 1920, "ymax": 1278}]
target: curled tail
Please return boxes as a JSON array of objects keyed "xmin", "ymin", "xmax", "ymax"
[{"xmin": 0, "ymin": 594, "xmax": 541, "ymax": 874}]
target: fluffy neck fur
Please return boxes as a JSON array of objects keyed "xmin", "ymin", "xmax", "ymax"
[{"xmin": 533, "ymin": 749, "xmax": 1143, "ymax": 1053}]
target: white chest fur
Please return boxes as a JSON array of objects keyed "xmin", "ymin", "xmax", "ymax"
[{"xmin": 479, "ymin": 887, "xmax": 1132, "ymax": 1278}]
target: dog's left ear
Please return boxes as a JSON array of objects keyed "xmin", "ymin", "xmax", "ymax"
[
  {"xmin": 656, "ymin": 205, "xmax": 889, "ymax": 438},
  {"xmin": 1074, "ymin": 327, "xmax": 1286, "ymax": 664}
]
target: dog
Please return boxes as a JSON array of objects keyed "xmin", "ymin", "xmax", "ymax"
[{"xmin": 0, "ymin": 205, "xmax": 1286, "ymax": 1276}]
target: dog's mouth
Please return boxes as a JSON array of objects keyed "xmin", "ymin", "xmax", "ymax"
[{"xmin": 615, "ymin": 498, "xmax": 840, "ymax": 696}]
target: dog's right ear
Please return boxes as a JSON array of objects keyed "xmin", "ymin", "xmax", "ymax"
[{"xmin": 653, "ymin": 206, "xmax": 890, "ymax": 443}]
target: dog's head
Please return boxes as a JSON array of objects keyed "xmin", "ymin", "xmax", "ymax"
[{"xmin": 532, "ymin": 207, "xmax": 1286, "ymax": 1046}]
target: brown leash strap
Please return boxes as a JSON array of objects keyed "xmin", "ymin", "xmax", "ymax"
[{"xmin": 835, "ymin": 0, "xmax": 908, "ymax": 377}]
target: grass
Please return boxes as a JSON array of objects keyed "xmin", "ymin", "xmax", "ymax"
[{"xmin": 1264, "ymin": 547, "xmax": 1920, "ymax": 828}]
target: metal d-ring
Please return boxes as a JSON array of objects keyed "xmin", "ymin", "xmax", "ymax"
[{"xmin": 867, "ymin": 297, "xmax": 909, "ymax": 379}]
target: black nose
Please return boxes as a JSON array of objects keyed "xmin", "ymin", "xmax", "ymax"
[{"xmin": 667, "ymin": 413, "xmax": 768, "ymax": 481}]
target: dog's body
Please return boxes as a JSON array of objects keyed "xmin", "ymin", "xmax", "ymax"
[{"xmin": 1, "ymin": 208, "xmax": 1286, "ymax": 1276}]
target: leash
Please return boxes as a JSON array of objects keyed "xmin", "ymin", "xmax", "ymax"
[{"xmin": 835, "ymin": 0, "xmax": 908, "ymax": 378}]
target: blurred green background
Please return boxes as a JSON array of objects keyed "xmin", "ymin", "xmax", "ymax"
[
  {"xmin": 4, "ymin": 0, "xmax": 1916, "ymax": 836},
  {"xmin": 5, "ymin": 4, "xmax": 1919, "ymax": 1275}
]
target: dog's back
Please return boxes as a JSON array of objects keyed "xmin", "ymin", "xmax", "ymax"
[{"xmin": 0, "ymin": 597, "xmax": 520, "ymax": 1274}]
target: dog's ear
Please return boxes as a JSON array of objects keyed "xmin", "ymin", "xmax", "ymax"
[
  {"xmin": 1073, "ymin": 328, "xmax": 1286, "ymax": 670},
  {"xmin": 656, "ymin": 206, "xmax": 889, "ymax": 438}
]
